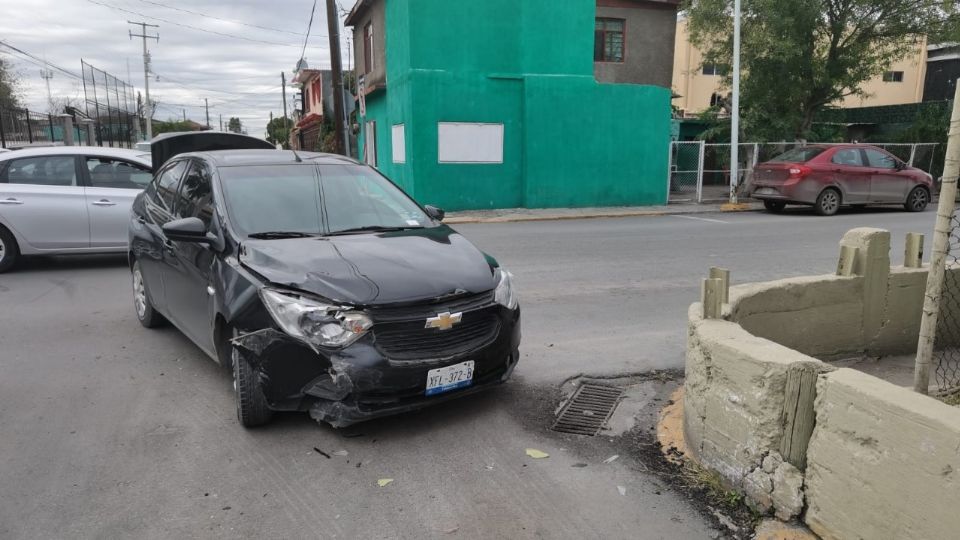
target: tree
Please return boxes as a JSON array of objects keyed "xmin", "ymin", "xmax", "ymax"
[
  {"xmin": 0, "ymin": 56, "xmax": 21, "ymax": 110},
  {"xmin": 227, "ymin": 117, "xmax": 242, "ymax": 133},
  {"xmin": 684, "ymin": 0, "xmax": 960, "ymax": 140},
  {"xmin": 266, "ymin": 115, "xmax": 292, "ymax": 148}
]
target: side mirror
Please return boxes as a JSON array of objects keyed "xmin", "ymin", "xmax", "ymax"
[
  {"xmin": 895, "ymin": 161, "xmax": 907, "ymax": 171},
  {"xmin": 162, "ymin": 217, "xmax": 211, "ymax": 244},
  {"xmin": 424, "ymin": 205, "xmax": 445, "ymax": 221}
]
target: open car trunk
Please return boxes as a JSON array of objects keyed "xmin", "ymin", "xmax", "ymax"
[{"xmin": 150, "ymin": 131, "xmax": 277, "ymax": 170}]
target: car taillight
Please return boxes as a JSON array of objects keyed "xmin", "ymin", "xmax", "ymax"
[{"xmin": 788, "ymin": 165, "xmax": 812, "ymax": 179}]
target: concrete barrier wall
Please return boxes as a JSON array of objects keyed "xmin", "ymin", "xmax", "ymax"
[
  {"xmin": 683, "ymin": 227, "xmax": 960, "ymax": 532},
  {"xmin": 805, "ymin": 368, "xmax": 960, "ymax": 540}
]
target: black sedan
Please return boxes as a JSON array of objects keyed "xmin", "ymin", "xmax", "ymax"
[{"xmin": 129, "ymin": 137, "xmax": 521, "ymax": 428}]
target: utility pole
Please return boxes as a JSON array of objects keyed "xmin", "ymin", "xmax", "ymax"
[
  {"xmin": 281, "ymin": 71, "xmax": 289, "ymax": 140},
  {"xmin": 205, "ymin": 98, "xmax": 210, "ymax": 129},
  {"xmin": 729, "ymin": 0, "xmax": 742, "ymax": 204},
  {"xmin": 128, "ymin": 21, "xmax": 159, "ymax": 140},
  {"xmin": 219, "ymin": 114, "xmax": 223, "ymax": 132},
  {"xmin": 325, "ymin": 0, "xmax": 347, "ymax": 155},
  {"xmin": 39, "ymin": 69, "xmax": 54, "ymax": 111}
]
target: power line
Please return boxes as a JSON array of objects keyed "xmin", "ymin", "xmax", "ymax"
[
  {"xmin": 135, "ymin": 0, "xmax": 306, "ymax": 37},
  {"xmin": 85, "ymin": 0, "xmax": 304, "ymax": 48},
  {"xmin": 0, "ymin": 40, "xmax": 82, "ymax": 79},
  {"xmin": 299, "ymin": 0, "xmax": 318, "ymax": 64}
]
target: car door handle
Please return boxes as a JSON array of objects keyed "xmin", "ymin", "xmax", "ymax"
[
  {"xmin": 0, "ymin": 197, "xmax": 23, "ymax": 205},
  {"xmin": 91, "ymin": 199, "xmax": 117, "ymax": 207}
]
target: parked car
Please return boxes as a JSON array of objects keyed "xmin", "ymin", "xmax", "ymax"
[
  {"xmin": 129, "ymin": 134, "xmax": 521, "ymax": 428},
  {"xmin": 750, "ymin": 144, "xmax": 934, "ymax": 216},
  {"xmin": 0, "ymin": 146, "xmax": 153, "ymax": 272}
]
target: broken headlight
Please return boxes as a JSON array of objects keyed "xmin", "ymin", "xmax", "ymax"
[
  {"xmin": 259, "ymin": 288, "xmax": 372, "ymax": 348},
  {"xmin": 493, "ymin": 267, "xmax": 519, "ymax": 310}
]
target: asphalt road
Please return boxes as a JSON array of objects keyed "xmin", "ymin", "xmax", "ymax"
[{"xmin": 0, "ymin": 207, "xmax": 935, "ymax": 539}]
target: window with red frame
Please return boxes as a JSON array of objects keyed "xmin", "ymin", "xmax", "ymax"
[{"xmin": 594, "ymin": 18, "xmax": 625, "ymax": 63}]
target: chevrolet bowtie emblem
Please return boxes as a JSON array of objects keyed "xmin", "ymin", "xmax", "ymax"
[{"xmin": 425, "ymin": 312, "xmax": 462, "ymax": 331}]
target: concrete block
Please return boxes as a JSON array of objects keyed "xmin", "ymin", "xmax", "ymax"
[
  {"xmin": 805, "ymin": 369, "xmax": 960, "ymax": 540},
  {"xmin": 743, "ymin": 468, "xmax": 773, "ymax": 513},
  {"xmin": 761, "ymin": 452, "xmax": 782, "ymax": 474},
  {"xmin": 771, "ymin": 462, "xmax": 804, "ymax": 520}
]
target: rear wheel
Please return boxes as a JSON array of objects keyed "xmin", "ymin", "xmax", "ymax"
[
  {"xmin": 815, "ymin": 189, "xmax": 841, "ymax": 216},
  {"xmin": 905, "ymin": 186, "xmax": 930, "ymax": 212},
  {"xmin": 0, "ymin": 226, "xmax": 19, "ymax": 274},
  {"xmin": 763, "ymin": 200, "xmax": 786, "ymax": 213},
  {"xmin": 232, "ymin": 328, "xmax": 274, "ymax": 428},
  {"xmin": 132, "ymin": 260, "xmax": 165, "ymax": 328}
]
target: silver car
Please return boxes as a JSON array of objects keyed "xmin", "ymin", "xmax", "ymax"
[{"xmin": 0, "ymin": 146, "xmax": 152, "ymax": 272}]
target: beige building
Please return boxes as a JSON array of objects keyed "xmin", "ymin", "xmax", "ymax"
[{"xmin": 672, "ymin": 18, "xmax": 928, "ymax": 116}]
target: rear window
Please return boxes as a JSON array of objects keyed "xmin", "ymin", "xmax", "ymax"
[{"xmin": 768, "ymin": 147, "xmax": 827, "ymax": 163}]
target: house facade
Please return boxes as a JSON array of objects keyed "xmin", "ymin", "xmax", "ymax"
[
  {"xmin": 346, "ymin": 0, "xmax": 677, "ymax": 211},
  {"xmin": 290, "ymin": 68, "xmax": 326, "ymax": 151}
]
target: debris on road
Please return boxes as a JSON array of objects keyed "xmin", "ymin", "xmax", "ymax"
[
  {"xmin": 313, "ymin": 447, "xmax": 332, "ymax": 458},
  {"xmin": 603, "ymin": 454, "xmax": 619, "ymax": 464},
  {"xmin": 525, "ymin": 448, "xmax": 549, "ymax": 459},
  {"xmin": 333, "ymin": 450, "xmax": 349, "ymax": 456},
  {"xmin": 571, "ymin": 463, "xmax": 588, "ymax": 468},
  {"xmin": 617, "ymin": 486, "xmax": 627, "ymax": 496},
  {"xmin": 377, "ymin": 478, "xmax": 394, "ymax": 487},
  {"xmin": 443, "ymin": 526, "xmax": 460, "ymax": 534}
]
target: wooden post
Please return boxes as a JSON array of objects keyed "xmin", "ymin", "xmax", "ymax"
[
  {"xmin": 905, "ymin": 233, "xmax": 924, "ymax": 268},
  {"xmin": 779, "ymin": 363, "xmax": 820, "ymax": 470},
  {"xmin": 709, "ymin": 267, "xmax": 731, "ymax": 303},
  {"xmin": 702, "ymin": 278, "xmax": 723, "ymax": 319},
  {"xmin": 837, "ymin": 245, "xmax": 858, "ymax": 276},
  {"xmin": 915, "ymin": 82, "xmax": 960, "ymax": 394}
]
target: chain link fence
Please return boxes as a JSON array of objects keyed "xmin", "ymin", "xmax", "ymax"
[
  {"xmin": 933, "ymin": 212, "xmax": 960, "ymax": 394},
  {"xmin": 668, "ymin": 141, "xmax": 942, "ymax": 204},
  {"xmin": 81, "ymin": 60, "xmax": 138, "ymax": 148}
]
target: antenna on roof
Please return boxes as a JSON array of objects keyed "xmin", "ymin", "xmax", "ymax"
[{"xmin": 290, "ymin": 147, "xmax": 303, "ymax": 163}]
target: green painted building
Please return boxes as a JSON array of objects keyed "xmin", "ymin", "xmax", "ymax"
[{"xmin": 345, "ymin": 0, "xmax": 676, "ymax": 211}]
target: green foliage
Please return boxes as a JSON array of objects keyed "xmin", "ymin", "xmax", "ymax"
[
  {"xmin": 0, "ymin": 56, "xmax": 21, "ymax": 110},
  {"xmin": 227, "ymin": 117, "xmax": 242, "ymax": 133},
  {"xmin": 266, "ymin": 115, "xmax": 292, "ymax": 149},
  {"xmin": 684, "ymin": 0, "xmax": 960, "ymax": 140},
  {"xmin": 152, "ymin": 119, "xmax": 204, "ymax": 135}
]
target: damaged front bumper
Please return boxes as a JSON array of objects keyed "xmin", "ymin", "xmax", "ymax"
[{"xmin": 231, "ymin": 306, "xmax": 521, "ymax": 428}]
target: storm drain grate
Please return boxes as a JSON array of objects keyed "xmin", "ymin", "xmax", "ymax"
[{"xmin": 551, "ymin": 383, "xmax": 625, "ymax": 436}]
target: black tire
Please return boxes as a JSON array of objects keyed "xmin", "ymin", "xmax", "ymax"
[
  {"xmin": 814, "ymin": 188, "xmax": 841, "ymax": 216},
  {"xmin": 905, "ymin": 186, "xmax": 930, "ymax": 212},
  {"xmin": 763, "ymin": 200, "xmax": 786, "ymax": 213},
  {"xmin": 132, "ymin": 260, "xmax": 165, "ymax": 328},
  {"xmin": 0, "ymin": 225, "xmax": 20, "ymax": 273},
  {"xmin": 231, "ymin": 329, "xmax": 274, "ymax": 428}
]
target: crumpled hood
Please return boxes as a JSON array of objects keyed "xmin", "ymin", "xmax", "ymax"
[{"xmin": 239, "ymin": 225, "xmax": 497, "ymax": 306}]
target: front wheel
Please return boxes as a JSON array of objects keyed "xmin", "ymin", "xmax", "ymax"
[
  {"xmin": 814, "ymin": 189, "xmax": 841, "ymax": 216},
  {"xmin": 132, "ymin": 261, "xmax": 165, "ymax": 328},
  {"xmin": 763, "ymin": 200, "xmax": 786, "ymax": 213},
  {"xmin": 0, "ymin": 226, "xmax": 20, "ymax": 274},
  {"xmin": 905, "ymin": 186, "xmax": 930, "ymax": 212},
  {"xmin": 232, "ymin": 329, "xmax": 274, "ymax": 428}
]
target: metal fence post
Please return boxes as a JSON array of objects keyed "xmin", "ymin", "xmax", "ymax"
[
  {"xmin": 25, "ymin": 110, "xmax": 33, "ymax": 144},
  {"xmin": 47, "ymin": 114, "xmax": 55, "ymax": 143},
  {"xmin": 0, "ymin": 107, "xmax": 6, "ymax": 148},
  {"xmin": 908, "ymin": 144, "xmax": 918, "ymax": 168},
  {"xmin": 696, "ymin": 140, "xmax": 706, "ymax": 204},
  {"xmin": 666, "ymin": 141, "xmax": 675, "ymax": 203}
]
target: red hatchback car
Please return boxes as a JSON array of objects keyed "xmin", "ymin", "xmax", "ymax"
[{"xmin": 750, "ymin": 144, "xmax": 934, "ymax": 215}]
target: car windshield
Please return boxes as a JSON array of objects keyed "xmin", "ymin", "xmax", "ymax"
[
  {"xmin": 768, "ymin": 147, "xmax": 827, "ymax": 163},
  {"xmin": 219, "ymin": 163, "xmax": 431, "ymax": 237}
]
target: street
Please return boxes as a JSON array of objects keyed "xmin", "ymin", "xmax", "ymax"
[{"xmin": 0, "ymin": 208, "xmax": 935, "ymax": 539}]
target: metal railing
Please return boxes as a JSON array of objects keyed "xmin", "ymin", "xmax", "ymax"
[{"xmin": 667, "ymin": 141, "xmax": 942, "ymax": 204}]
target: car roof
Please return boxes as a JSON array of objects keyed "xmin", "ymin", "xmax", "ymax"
[
  {"xmin": 0, "ymin": 145, "xmax": 151, "ymax": 166},
  {"xmin": 183, "ymin": 149, "xmax": 363, "ymax": 167}
]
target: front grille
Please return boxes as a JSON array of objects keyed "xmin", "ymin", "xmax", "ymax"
[{"xmin": 372, "ymin": 305, "xmax": 501, "ymax": 360}]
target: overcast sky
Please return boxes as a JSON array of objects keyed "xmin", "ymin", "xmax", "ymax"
[{"xmin": 0, "ymin": 0, "xmax": 353, "ymax": 138}]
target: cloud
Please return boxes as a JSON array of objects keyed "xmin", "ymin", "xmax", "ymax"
[{"xmin": 0, "ymin": 0, "xmax": 350, "ymax": 137}]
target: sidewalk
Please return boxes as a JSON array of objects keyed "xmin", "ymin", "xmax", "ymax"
[{"xmin": 444, "ymin": 201, "xmax": 762, "ymax": 224}]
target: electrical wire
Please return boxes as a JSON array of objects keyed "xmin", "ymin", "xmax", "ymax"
[
  {"xmin": 299, "ymin": 0, "xmax": 318, "ymax": 63},
  {"xmin": 134, "ymin": 0, "xmax": 307, "ymax": 37},
  {"xmin": 84, "ymin": 0, "xmax": 304, "ymax": 48},
  {"xmin": 0, "ymin": 40, "xmax": 82, "ymax": 79}
]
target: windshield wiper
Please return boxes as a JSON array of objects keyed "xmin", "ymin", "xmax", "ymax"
[
  {"xmin": 325, "ymin": 225, "xmax": 424, "ymax": 236},
  {"xmin": 247, "ymin": 231, "xmax": 318, "ymax": 240}
]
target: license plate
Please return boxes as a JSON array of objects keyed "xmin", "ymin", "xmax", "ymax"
[
  {"xmin": 756, "ymin": 187, "xmax": 777, "ymax": 195},
  {"xmin": 425, "ymin": 361, "xmax": 475, "ymax": 396}
]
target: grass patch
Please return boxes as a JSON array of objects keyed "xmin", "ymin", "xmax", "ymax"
[
  {"xmin": 941, "ymin": 392, "xmax": 960, "ymax": 407},
  {"xmin": 681, "ymin": 460, "xmax": 746, "ymax": 508}
]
